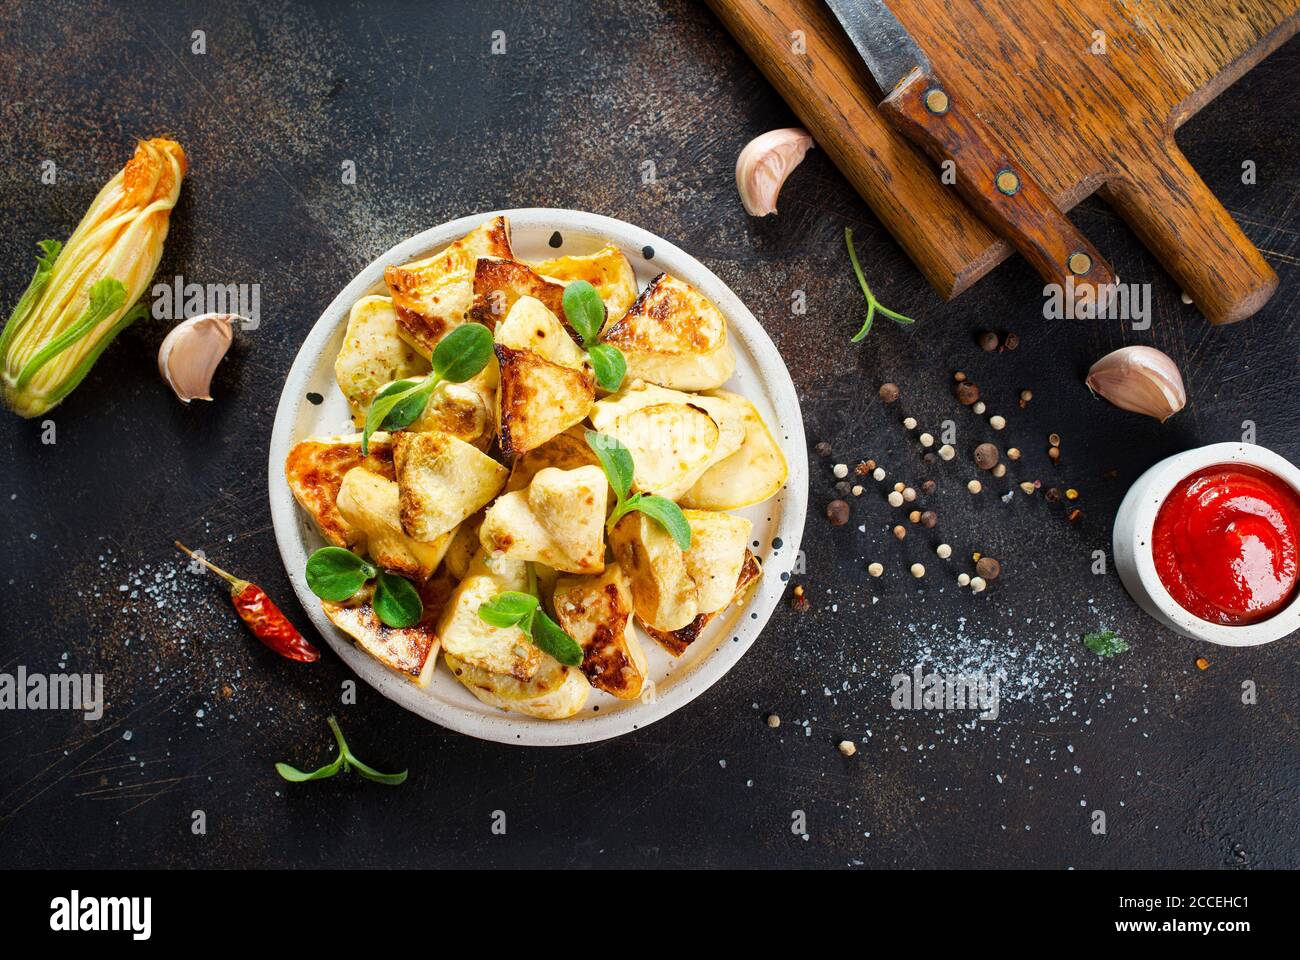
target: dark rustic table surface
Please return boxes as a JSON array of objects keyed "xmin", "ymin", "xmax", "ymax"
[{"xmin": 1, "ymin": 0, "xmax": 1296, "ymax": 870}]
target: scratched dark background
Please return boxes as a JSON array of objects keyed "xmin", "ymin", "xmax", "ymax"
[{"xmin": 0, "ymin": 0, "xmax": 1296, "ymax": 870}]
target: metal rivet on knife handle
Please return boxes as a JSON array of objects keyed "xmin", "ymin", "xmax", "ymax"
[
  {"xmin": 995, "ymin": 168, "xmax": 1021, "ymax": 195},
  {"xmin": 923, "ymin": 88, "xmax": 949, "ymax": 114},
  {"xmin": 1068, "ymin": 251, "xmax": 1094, "ymax": 276}
]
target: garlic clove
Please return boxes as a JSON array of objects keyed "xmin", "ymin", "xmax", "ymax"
[
  {"xmin": 158, "ymin": 313, "xmax": 236, "ymax": 403},
  {"xmin": 735, "ymin": 128, "xmax": 814, "ymax": 217},
  {"xmin": 1085, "ymin": 345, "xmax": 1186, "ymax": 422}
]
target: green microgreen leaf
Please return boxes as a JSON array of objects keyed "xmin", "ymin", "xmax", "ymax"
[
  {"xmin": 35, "ymin": 239, "xmax": 62, "ymax": 274},
  {"xmin": 477, "ymin": 591, "xmax": 539, "ymax": 629},
  {"xmin": 477, "ymin": 587, "xmax": 582, "ymax": 667},
  {"xmin": 361, "ymin": 378, "xmax": 421, "ymax": 455},
  {"xmin": 305, "ymin": 548, "xmax": 419, "ymax": 628},
  {"xmin": 561, "ymin": 280, "xmax": 606, "ymax": 347},
  {"xmin": 584, "ymin": 429, "xmax": 634, "ymax": 501},
  {"xmin": 559, "ymin": 282, "xmax": 625, "ymax": 389},
  {"xmin": 431, "ymin": 321, "xmax": 493, "ymax": 382},
  {"xmin": 373, "ymin": 570, "xmax": 423, "ymax": 628},
  {"xmin": 586, "ymin": 430, "xmax": 692, "ymax": 548},
  {"xmin": 852, "ymin": 301, "xmax": 875, "ymax": 343},
  {"xmin": 275, "ymin": 716, "xmax": 407, "ymax": 785},
  {"xmin": 876, "ymin": 305, "xmax": 916, "ymax": 325},
  {"xmin": 531, "ymin": 609, "xmax": 585, "ymax": 667},
  {"xmin": 345, "ymin": 753, "xmax": 410, "ymax": 786},
  {"xmin": 359, "ymin": 322, "xmax": 492, "ymax": 454},
  {"xmin": 587, "ymin": 342, "xmax": 627, "ymax": 392},
  {"xmin": 304, "ymin": 546, "xmax": 375, "ymax": 602},
  {"xmin": 381, "ymin": 379, "xmax": 436, "ymax": 429},
  {"xmin": 630, "ymin": 494, "xmax": 692, "ymax": 550},
  {"xmin": 274, "ymin": 758, "xmax": 343, "ymax": 782},
  {"xmin": 1082, "ymin": 629, "xmax": 1130, "ymax": 658},
  {"xmin": 845, "ymin": 227, "xmax": 915, "ymax": 342}
]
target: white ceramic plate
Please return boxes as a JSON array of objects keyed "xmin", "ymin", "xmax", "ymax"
[{"xmin": 268, "ymin": 208, "xmax": 807, "ymax": 745}]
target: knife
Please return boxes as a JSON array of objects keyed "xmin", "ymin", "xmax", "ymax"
[{"xmin": 825, "ymin": 0, "xmax": 1115, "ymax": 303}]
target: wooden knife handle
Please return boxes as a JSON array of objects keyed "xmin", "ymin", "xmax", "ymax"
[{"xmin": 880, "ymin": 68, "xmax": 1115, "ymax": 304}]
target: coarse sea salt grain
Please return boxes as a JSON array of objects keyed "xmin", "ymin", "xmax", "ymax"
[
  {"xmin": 78, "ymin": 540, "xmax": 255, "ymax": 738},
  {"xmin": 778, "ymin": 582, "xmax": 1131, "ymax": 786}
]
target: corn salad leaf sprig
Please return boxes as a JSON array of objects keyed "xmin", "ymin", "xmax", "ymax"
[
  {"xmin": 0, "ymin": 138, "xmax": 187, "ymax": 417},
  {"xmin": 844, "ymin": 226, "xmax": 915, "ymax": 342}
]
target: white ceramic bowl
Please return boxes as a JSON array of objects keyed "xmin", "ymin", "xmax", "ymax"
[
  {"xmin": 268, "ymin": 208, "xmax": 808, "ymax": 745},
  {"xmin": 1112, "ymin": 441, "xmax": 1300, "ymax": 646}
]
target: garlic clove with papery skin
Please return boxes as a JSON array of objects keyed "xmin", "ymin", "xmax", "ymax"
[
  {"xmin": 158, "ymin": 314, "xmax": 236, "ymax": 403},
  {"xmin": 735, "ymin": 128, "xmax": 814, "ymax": 216},
  {"xmin": 1085, "ymin": 345, "xmax": 1186, "ymax": 422}
]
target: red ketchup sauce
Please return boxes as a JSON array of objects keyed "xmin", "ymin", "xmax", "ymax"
[{"xmin": 1152, "ymin": 464, "xmax": 1300, "ymax": 625}]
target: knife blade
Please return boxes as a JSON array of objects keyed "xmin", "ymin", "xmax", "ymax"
[
  {"xmin": 825, "ymin": 0, "xmax": 1116, "ymax": 306},
  {"xmin": 825, "ymin": 0, "xmax": 929, "ymax": 94}
]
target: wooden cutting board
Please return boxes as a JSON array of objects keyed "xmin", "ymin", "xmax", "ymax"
[{"xmin": 708, "ymin": 0, "xmax": 1298, "ymax": 324}]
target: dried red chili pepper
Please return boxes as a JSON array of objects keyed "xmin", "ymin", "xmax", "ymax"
[{"xmin": 175, "ymin": 541, "xmax": 319, "ymax": 663}]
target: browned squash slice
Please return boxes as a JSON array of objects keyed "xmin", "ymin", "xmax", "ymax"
[
  {"xmin": 468, "ymin": 257, "xmax": 574, "ymax": 336},
  {"xmin": 553, "ymin": 564, "xmax": 647, "ymax": 700},
  {"xmin": 322, "ymin": 572, "xmax": 454, "ymax": 686},
  {"xmin": 284, "ymin": 434, "xmax": 394, "ymax": 548},
  {"xmin": 640, "ymin": 550, "xmax": 762, "ymax": 656},
  {"xmin": 600, "ymin": 273, "xmax": 735, "ymax": 390},
  {"xmin": 383, "ymin": 216, "xmax": 513, "ymax": 356},
  {"xmin": 608, "ymin": 511, "xmax": 698, "ymax": 631},
  {"xmin": 494, "ymin": 344, "xmax": 594, "ymax": 463},
  {"xmin": 527, "ymin": 244, "xmax": 638, "ymax": 326},
  {"xmin": 392, "ymin": 431, "xmax": 507, "ymax": 542},
  {"xmin": 335, "ymin": 467, "xmax": 455, "ymax": 582},
  {"xmin": 505, "ymin": 424, "xmax": 600, "ymax": 492}
]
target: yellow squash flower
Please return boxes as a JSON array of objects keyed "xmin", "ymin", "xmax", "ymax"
[{"xmin": 0, "ymin": 138, "xmax": 186, "ymax": 417}]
